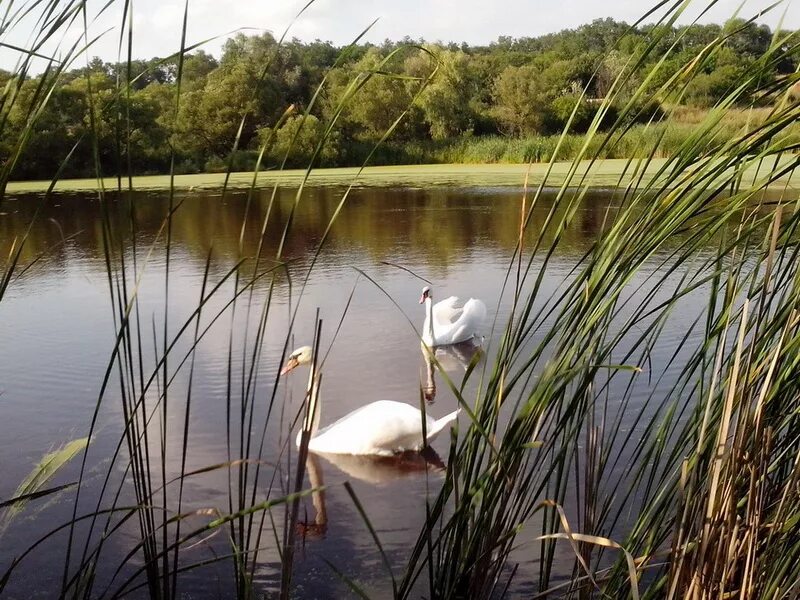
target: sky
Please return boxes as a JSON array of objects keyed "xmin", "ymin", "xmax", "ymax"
[{"xmin": 1, "ymin": 0, "xmax": 799, "ymax": 71}]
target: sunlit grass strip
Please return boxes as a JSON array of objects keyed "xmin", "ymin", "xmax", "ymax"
[{"xmin": 5, "ymin": 157, "xmax": 800, "ymax": 194}]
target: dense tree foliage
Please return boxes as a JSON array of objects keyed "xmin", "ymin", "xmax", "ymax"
[{"xmin": 1, "ymin": 18, "xmax": 795, "ymax": 180}]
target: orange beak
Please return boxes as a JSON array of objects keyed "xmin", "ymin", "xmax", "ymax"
[
  {"xmin": 419, "ymin": 292, "xmax": 427, "ymax": 304},
  {"xmin": 280, "ymin": 357, "xmax": 299, "ymax": 375}
]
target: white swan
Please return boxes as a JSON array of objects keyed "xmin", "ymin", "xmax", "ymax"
[
  {"xmin": 419, "ymin": 286, "xmax": 487, "ymax": 347},
  {"xmin": 281, "ymin": 346, "xmax": 460, "ymax": 456}
]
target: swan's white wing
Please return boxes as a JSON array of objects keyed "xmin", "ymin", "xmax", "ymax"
[
  {"xmin": 432, "ymin": 296, "xmax": 463, "ymax": 326},
  {"xmin": 424, "ymin": 295, "xmax": 487, "ymax": 346},
  {"xmin": 308, "ymin": 401, "xmax": 437, "ymax": 456},
  {"xmin": 445, "ymin": 298, "xmax": 487, "ymax": 345}
]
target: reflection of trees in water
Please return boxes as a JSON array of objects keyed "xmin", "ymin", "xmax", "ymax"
[
  {"xmin": 4, "ymin": 185, "xmax": 768, "ymax": 284},
  {"xmin": 2, "ymin": 187, "xmax": 629, "ymax": 273}
]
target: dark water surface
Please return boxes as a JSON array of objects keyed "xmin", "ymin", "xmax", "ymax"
[{"xmin": 0, "ymin": 185, "xmax": 738, "ymax": 597}]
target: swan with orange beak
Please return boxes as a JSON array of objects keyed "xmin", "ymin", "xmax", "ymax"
[{"xmin": 280, "ymin": 345, "xmax": 459, "ymax": 456}]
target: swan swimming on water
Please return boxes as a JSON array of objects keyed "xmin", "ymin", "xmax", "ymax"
[
  {"xmin": 281, "ymin": 346, "xmax": 460, "ymax": 456},
  {"xmin": 419, "ymin": 286, "xmax": 487, "ymax": 347}
]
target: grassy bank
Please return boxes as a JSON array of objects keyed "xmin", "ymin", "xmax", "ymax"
[
  {"xmin": 387, "ymin": 108, "xmax": 800, "ymax": 163},
  {"xmin": 2, "ymin": 161, "xmax": 653, "ymax": 193},
  {"xmin": 6, "ymin": 156, "xmax": 800, "ymax": 194}
]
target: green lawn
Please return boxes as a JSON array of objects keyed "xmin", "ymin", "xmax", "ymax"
[{"xmin": 5, "ymin": 158, "xmax": 799, "ymax": 194}]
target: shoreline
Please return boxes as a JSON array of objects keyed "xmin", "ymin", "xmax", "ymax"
[{"xmin": 4, "ymin": 158, "xmax": 798, "ymax": 194}]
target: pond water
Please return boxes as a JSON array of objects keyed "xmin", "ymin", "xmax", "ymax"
[{"xmin": 0, "ymin": 184, "xmax": 761, "ymax": 597}]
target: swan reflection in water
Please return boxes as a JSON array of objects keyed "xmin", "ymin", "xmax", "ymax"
[
  {"xmin": 296, "ymin": 453, "xmax": 328, "ymax": 539},
  {"xmin": 421, "ymin": 340, "xmax": 484, "ymax": 403},
  {"xmin": 296, "ymin": 447, "xmax": 445, "ymax": 540},
  {"xmin": 318, "ymin": 445, "xmax": 445, "ymax": 485}
]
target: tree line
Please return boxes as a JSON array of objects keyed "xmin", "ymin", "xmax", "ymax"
[{"xmin": 1, "ymin": 17, "xmax": 795, "ymax": 180}]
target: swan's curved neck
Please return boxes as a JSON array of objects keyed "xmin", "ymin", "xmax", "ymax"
[
  {"xmin": 425, "ymin": 296, "xmax": 435, "ymax": 342},
  {"xmin": 307, "ymin": 372, "xmax": 322, "ymax": 436},
  {"xmin": 297, "ymin": 372, "xmax": 322, "ymax": 447}
]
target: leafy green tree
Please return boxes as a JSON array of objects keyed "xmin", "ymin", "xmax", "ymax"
[
  {"xmin": 726, "ymin": 19, "xmax": 772, "ymax": 57},
  {"xmin": 492, "ymin": 65, "xmax": 548, "ymax": 135},
  {"xmin": 175, "ymin": 34, "xmax": 284, "ymax": 160},
  {"xmin": 677, "ymin": 23, "xmax": 723, "ymax": 50},
  {"xmin": 181, "ymin": 51, "xmax": 218, "ymax": 91},
  {"xmin": 685, "ymin": 64, "xmax": 745, "ymax": 106},
  {"xmin": 684, "ymin": 46, "xmax": 750, "ymax": 106},
  {"xmin": 595, "ymin": 50, "xmax": 631, "ymax": 98},
  {"xmin": 324, "ymin": 47, "xmax": 424, "ymax": 141},
  {"xmin": 405, "ymin": 47, "xmax": 477, "ymax": 139},
  {"xmin": 177, "ymin": 61, "xmax": 262, "ymax": 157},
  {"xmin": 262, "ymin": 114, "xmax": 340, "ymax": 167},
  {"xmin": 111, "ymin": 58, "xmax": 174, "ymax": 90},
  {"xmin": 4, "ymin": 71, "xmax": 116, "ymax": 178},
  {"xmin": 4, "ymin": 76, "xmax": 87, "ymax": 178},
  {"xmin": 548, "ymin": 94, "xmax": 596, "ymax": 132},
  {"xmin": 122, "ymin": 86, "xmax": 172, "ymax": 172}
]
